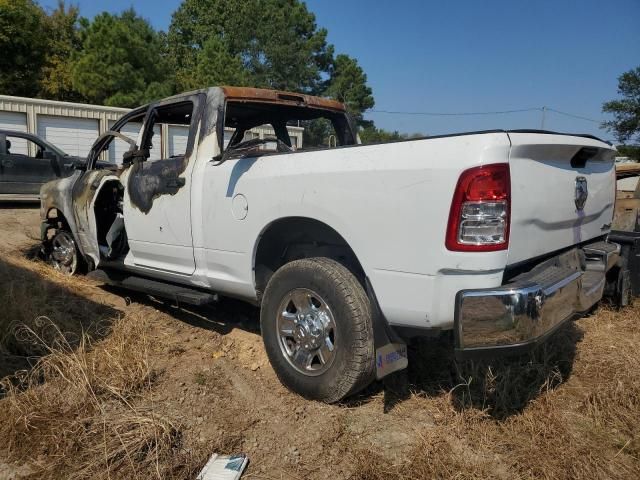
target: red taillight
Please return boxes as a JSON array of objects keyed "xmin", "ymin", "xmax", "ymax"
[{"xmin": 446, "ymin": 163, "xmax": 510, "ymax": 251}]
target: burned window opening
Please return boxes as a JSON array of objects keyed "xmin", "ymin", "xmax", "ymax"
[
  {"xmin": 223, "ymin": 101, "xmax": 356, "ymax": 157},
  {"xmin": 87, "ymin": 108, "xmax": 148, "ymax": 170},
  {"xmin": 141, "ymin": 101, "xmax": 194, "ymax": 160}
]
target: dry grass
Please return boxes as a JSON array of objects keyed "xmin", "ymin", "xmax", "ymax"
[
  {"xmin": 2, "ymin": 248, "xmax": 640, "ymax": 479},
  {"xmin": 0, "ymin": 314, "xmax": 202, "ymax": 479},
  {"xmin": 0, "ymin": 255, "xmax": 117, "ymax": 379},
  {"xmin": 351, "ymin": 306, "xmax": 640, "ymax": 480},
  {"xmin": 0, "ymin": 256, "xmax": 203, "ymax": 479}
]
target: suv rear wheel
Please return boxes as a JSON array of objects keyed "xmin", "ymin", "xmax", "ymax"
[{"xmin": 261, "ymin": 257, "xmax": 375, "ymax": 403}]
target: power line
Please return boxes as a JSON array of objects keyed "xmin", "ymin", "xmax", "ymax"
[
  {"xmin": 546, "ymin": 108, "xmax": 601, "ymax": 124},
  {"xmin": 370, "ymin": 107, "xmax": 542, "ymax": 116}
]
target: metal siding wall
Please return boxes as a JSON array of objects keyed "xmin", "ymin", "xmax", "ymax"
[
  {"xmin": 36, "ymin": 116, "xmax": 100, "ymax": 157},
  {"xmin": 168, "ymin": 125, "xmax": 190, "ymax": 157},
  {"xmin": 0, "ymin": 111, "xmax": 29, "ymax": 154},
  {"xmin": 1, "ymin": 95, "xmax": 129, "ymax": 157}
]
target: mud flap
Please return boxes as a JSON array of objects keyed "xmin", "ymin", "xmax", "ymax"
[
  {"xmin": 365, "ymin": 277, "xmax": 408, "ymax": 380},
  {"xmin": 375, "ymin": 342, "xmax": 409, "ymax": 380}
]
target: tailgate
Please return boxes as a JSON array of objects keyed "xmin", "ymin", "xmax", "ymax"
[{"xmin": 507, "ymin": 132, "xmax": 616, "ymax": 265}]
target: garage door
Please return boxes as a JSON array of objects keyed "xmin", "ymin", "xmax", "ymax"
[
  {"xmin": 37, "ymin": 115, "xmax": 99, "ymax": 157},
  {"xmin": 168, "ymin": 125, "xmax": 189, "ymax": 157},
  {"xmin": 107, "ymin": 121, "xmax": 161, "ymax": 164},
  {"xmin": 0, "ymin": 111, "xmax": 28, "ymax": 154}
]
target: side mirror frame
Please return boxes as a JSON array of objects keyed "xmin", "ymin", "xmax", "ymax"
[{"xmin": 122, "ymin": 147, "xmax": 149, "ymax": 167}]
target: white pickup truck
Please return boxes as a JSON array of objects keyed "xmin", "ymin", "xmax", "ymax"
[{"xmin": 40, "ymin": 87, "xmax": 620, "ymax": 402}]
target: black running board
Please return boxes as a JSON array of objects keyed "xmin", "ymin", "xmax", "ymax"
[{"xmin": 88, "ymin": 268, "xmax": 218, "ymax": 306}]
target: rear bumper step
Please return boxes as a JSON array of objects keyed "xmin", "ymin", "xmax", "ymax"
[
  {"xmin": 88, "ymin": 268, "xmax": 218, "ymax": 306},
  {"xmin": 454, "ymin": 240, "xmax": 620, "ymax": 358}
]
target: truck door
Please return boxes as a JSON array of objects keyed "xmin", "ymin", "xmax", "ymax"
[
  {"xmin": 121, "ymin": 96, "xmax": 202, "ymax": 275},
  {"xmin": 69, "ymin": 107, "xmax": 148, "ymax": 267}
]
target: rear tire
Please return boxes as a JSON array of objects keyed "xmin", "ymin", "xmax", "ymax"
[{"xmin": 261, "ymin": 257, "xmax": 375, "ymax": 403}]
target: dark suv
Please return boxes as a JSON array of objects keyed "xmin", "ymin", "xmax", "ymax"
[{"xmin": 0, "ymin": 130, "xmax": 81, "ymax": 200}]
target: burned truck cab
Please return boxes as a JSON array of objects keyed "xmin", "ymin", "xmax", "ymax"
[
  {"xmin": 40, "ymin": 87, "xmax": 357, "ymax": 277},
  {"xmin": 39, "ymin": 90, "xmax": 208, "ymax": 274}
]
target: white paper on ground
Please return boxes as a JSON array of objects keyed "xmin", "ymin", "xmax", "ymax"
[{"xmin": 196, "ymin": 453, "xmax": 248, "ymax": 480}]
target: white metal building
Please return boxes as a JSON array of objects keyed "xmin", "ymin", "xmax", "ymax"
[
  {"xmin": 0, "ymin": 95, "xmax": 128, "ymax": 160},
  {"xmin": 0, "ymin": 95, "xmax": 304, "ymax": 162}
]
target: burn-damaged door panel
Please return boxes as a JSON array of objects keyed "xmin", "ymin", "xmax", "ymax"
[
  {"xmin": 121, "ymin": 94, "xmax": 205, "ymax": 275},
  {"xmin": 71, "ymin": 169, "xmax": 121, "ymax": 265},
  {"xmin": 64, "ymin": 109, "xmax": 148, "ymax": 266}
]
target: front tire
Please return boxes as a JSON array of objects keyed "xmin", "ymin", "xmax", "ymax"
[
  {"xmin": 261, "ymin": 257, "xmax": 375, "ymax": 403},
  {"xmin": 48, "ymin": 230, "xmax": 83, "ymax": 275}
]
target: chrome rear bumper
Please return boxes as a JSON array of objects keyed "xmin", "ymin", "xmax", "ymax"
[{"xmin": 455, "ymin": 240, "xmax": 619, "ymax": 356}]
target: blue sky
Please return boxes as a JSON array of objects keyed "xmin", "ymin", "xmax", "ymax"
[{"xmin": 39, "ymin": 0, "xmax": 639, "ymax": 140}]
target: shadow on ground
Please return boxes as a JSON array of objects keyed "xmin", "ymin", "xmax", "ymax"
[
  {"xmin": 79, "ymin": 253, "xmax": 582, "ymax": 419},
  {"xmin": 100, "ymin": 285, "xmax": 261, "ymax": 337},
  {"xmin": 344, "ymin": 320, "xmax": 583, "ymax": 418},
  {"xmin": 0, "ymin": 258, "xmax": 120, "ymax": 384}
]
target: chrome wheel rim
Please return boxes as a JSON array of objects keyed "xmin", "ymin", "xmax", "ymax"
[
  {"xmin": 276, "ymin": 288, "xmax": 337, "ymax": 376},
  {"xmin": 51, "ymin": 232, "xmax": 78, "ymax": 275}
]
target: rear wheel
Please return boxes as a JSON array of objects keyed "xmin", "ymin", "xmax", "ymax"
[
  {"xmin": 48, "ymin": 230, "xmax": 82, "ymax": 275},
  {"xmin": 261, "ymin": 257, "xmax": 375, "ymax": 403}
]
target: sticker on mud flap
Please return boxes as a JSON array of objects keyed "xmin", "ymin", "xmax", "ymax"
[{"xmin": 375, "ymin": 342, "xmax": 408, "ymax": 379}]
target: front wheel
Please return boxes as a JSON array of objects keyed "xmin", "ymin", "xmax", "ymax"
[
  {"xmin": 48, "ymin": 230, "xmax": 82, "ymax": 275},
  {"xmin": 261, "ymin": 257, "xmax": 375, "ymax": 403}
]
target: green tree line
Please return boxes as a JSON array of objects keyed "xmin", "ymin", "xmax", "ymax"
[
  {"xmin": 1, "ymin": 0, "xmax": 410, "ymax": 142},
  {"xmin": 603, "ymin": 66, "xmax": 640, "ymax": 160}
]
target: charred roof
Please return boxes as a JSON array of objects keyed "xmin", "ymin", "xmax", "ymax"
[{"xmin": 220, "ymin": 86, "xmax": 345, "ymax": 112}]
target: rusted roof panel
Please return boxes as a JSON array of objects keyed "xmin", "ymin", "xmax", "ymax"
[{"xmin": 220, "ymin": 86, "xmax": 345, "ymax": 111}]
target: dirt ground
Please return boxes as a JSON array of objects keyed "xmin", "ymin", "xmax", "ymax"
[{"xmin": 0, "ymin": 204, "xmax": 638, "ymax": 479}]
